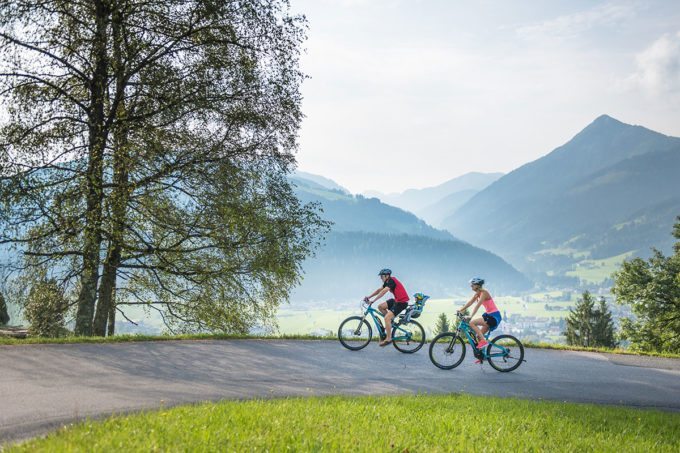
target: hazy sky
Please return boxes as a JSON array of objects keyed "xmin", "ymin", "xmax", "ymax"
[{"xmin": 289, "ymin": 0, "xmax": 680, "ymax": 194}]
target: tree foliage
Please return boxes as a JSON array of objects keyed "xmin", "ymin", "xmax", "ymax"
[
  {"xmin": 564, "ymin": 291, "xmax": 617, "ymax": 348},
  {"xmin": 612, "ymin": 217, "xmax": 680, "ymax": 353},
  {"xmin": 0, "ymin": 0, "xmax": 328, "ymax": 336},
  {"xmin": 434, "ymin": 312, "xmax": 449, "ymax": 336},
  {"xmin": 22, "ymin": 271, "xmax": 69, "ymax": 337}
]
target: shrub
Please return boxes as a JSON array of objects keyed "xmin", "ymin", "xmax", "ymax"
[{"xmin": 24, "ymin": 277, "xmax": 69, "ymax": 337}]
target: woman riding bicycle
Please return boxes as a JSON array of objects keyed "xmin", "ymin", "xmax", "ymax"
[{"xmin": 456, "ymin": 277, "xmax": 501, "ymax": 351}]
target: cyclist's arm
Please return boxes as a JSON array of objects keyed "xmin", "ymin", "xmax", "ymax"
[
  {"xmin": 458, "ymin": 294, "xmax": 479, "ymax": 312},
  {"xmin": 469, "ymin": 299, "xmax": 484, "ymax": 318},
  {"xmin": 368, "ymin": 287, "xmax": 389, "ymax": 302},
  {"xmin": 367, "ymin": 287, "xmax": 381, "ymax": 298}
]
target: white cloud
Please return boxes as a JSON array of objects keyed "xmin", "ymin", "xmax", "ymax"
[
  {"xmin": 627, "ymin": 31, "xmax": 680, "ymax": 97},
  {"xmin": 516, "ymin": 2, "xmax": 637, "ymax": 40}
]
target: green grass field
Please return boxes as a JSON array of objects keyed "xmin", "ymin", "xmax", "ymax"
[
  {"xmin": 566, "ymin": 251, "xmax": 634, "ymax": 284},
  {"xmin": 8, "ymin": 394, "xmax": 679, "ymax": 452},
  {"xmin": 278, "ymin": 293, "xmax": 575, "ymax": 337}
]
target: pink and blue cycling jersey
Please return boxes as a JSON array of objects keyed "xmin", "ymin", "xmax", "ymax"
[{"xmin": 480, "ymin": 297, "xmax": 499, "ymax": 313}]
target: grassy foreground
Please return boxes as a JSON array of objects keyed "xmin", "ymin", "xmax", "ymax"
[{"xmin": 8, "ymin": 394, "xmax": 680, "ymax": 452}]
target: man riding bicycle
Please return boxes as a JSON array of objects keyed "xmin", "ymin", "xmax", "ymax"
[{"xmin": 364, "ymin": 268, "xmax": 410, "ymax": 347}]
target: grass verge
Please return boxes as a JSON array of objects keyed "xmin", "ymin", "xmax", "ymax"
[
  {"xmin": 0, "ymin": 333, "xmax": 337, "ymax": 346},
  {"xmin": 7, "ymin": 394, "xmax": 680, "ymax": 452},
  {"xmin": 521, "ymin": 341, "xmax": 680, "ymax": 359}
]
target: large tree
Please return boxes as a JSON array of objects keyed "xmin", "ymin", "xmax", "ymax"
[
  {"xmin": 0, "ymin": 0, "xmax": 327, "ymax": 336},
  {"xmin": 434, "ymin": 313, "xmax": 449, "ymax": 336},
  {"xmin": 564, "ymin": 291, "xmax": 617, "ymax": 348},
  {"xmin": 612, "ymin": 217, "xmax": 680, "ymax": 353}
]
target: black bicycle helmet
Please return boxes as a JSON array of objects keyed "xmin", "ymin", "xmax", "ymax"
[
  {"xmin": 469, "ymin": 277, "xmax": 485, "ymax": 286},
  {"xmin": 378, "ymin": 268, "xmax": 392, "ymax": 276}
]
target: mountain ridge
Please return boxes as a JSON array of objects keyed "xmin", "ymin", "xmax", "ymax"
[{"xmin": 442, "ymin": 114, "xmax": 680, "ymax": 282}]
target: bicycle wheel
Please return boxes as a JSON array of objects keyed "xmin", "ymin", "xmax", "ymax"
[
  {"xmin": 429, "ymin": 332, "xmax": 466, "ymax": 369},
  {"xmin": 486, "ymin": 334, "xmax": 524, "ymax": 372},
  {"xmin": 338, "ymin": 316, "xmax": 373, "ymax": 351},
  {"xmin": 392, "ymin": 320, "xmax": 425, "ymax": 353}
]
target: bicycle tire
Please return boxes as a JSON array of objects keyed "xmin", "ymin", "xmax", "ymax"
[
  {"xmin": 338, "ymin": 316, "xmax": 373, "ymax": 351},
  {"xmin": 392, "ymin": 320, "xmax": 425, "ymax": 353},
  {"xmin": 428, "ymin": 332, "xmax": 466, "ymax": 369},
  {"xmin": 486, "ymin": 334, "xmax": 524, "ymax": 372}
]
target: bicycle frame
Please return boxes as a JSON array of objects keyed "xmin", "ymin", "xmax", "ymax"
[
  {"xmin": 454, "ymin": 317, "xmax": 510, "ymax": 359},
  {"xmin": 359, "ymin": 302, "xmax": 414, "ymax": 341}
]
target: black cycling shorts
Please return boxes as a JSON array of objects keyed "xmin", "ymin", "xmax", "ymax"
[{"xmin": 387, "ymin": 299, "xmax": 408, "ymax": 316}]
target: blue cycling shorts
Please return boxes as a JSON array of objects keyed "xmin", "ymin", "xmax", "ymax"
[{"xmin": 482, "ymin": 311, "xmax": 502, "ymax": 331}]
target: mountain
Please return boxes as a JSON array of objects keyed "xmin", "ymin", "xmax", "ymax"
[
  {"xmin": 367, "ymin": 172, "xmax": 503, "ymax": 212},
  {"xmin": 442, "ymin": 115, "xmax": 680, "ymax": 281},
  {"xmin": 293, "ymin": 171, "xmax": 349, "ymax": 193},
  {"xmin": 293, "ymin": 231, "xmax": 532, "ymax": 302},
  {"xmin": 291, "ymin": 176, "xmax": 454, "ymax": 241},
  {"xmin": 415, "ymin": 189, "xmax": 478, "ymax": 228},
  {"xmin": 289, "ymin": 173, "xmax": 531, "ymax": 302}
]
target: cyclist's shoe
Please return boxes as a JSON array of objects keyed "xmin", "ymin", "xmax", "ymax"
[
  {"xmin": 379, "ymin": 339, "xmax": 392, "ymax": 347},
  {"xmin": 474, "ymin": 359, "xmax": 484, "ymax": 364},
  {"xmin": 476, "ymin": 340, "xmax": 489, "ymax": 349}
]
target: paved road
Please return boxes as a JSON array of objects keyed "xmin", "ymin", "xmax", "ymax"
[{"xmin": 2, "ymin": 340, "xmax": 680, "ymax": 444}]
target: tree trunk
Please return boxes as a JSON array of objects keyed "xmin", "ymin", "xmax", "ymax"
[
  {"xmin": 94, "ymin": 245, "xmax": 120, "ymax": 336},
  {"xmin": 74, "ymin": 0, "xmax": 111, "ymax": 336},
  {"xmin": 0, "ymin": 293, "xmax": 9, "ymax": 326},
  {"xmin": 93, "ymin": 1, "xmax": 128, "ymax": 337},
  {"xmin": 107, "ymin": 287, "xmax": 116, "ymax": 336}
]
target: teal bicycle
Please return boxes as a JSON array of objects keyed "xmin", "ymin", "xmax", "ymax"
[
  {"xmin": 429, "ymin": 312, "xmax": 524, "ymax": 372},
  {"xmin": 338, "ymin": 295, "xmax": 428, "ymax": 353}
]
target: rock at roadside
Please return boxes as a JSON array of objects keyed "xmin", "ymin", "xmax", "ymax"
[{"xmin": 0, "ymin": 326, "xmax": 28, "ymax": 339}]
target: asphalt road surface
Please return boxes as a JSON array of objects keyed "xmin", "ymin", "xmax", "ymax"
[{"xmin": 2, "ymin": 339, "xmax": 680, "ymax": 444}]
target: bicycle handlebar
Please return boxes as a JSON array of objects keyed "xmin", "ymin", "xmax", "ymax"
[{"xmin": 456, "ymin": 312, "xmax": 471, "ymax": 323}]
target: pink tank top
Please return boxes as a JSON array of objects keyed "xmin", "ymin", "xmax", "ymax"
[{"xmin": 480, "ymin": 297, "xmax": 499, "ymax": 313}]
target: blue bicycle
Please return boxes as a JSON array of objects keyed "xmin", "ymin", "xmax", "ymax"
[
  {"xmin": 338, "ymin": 296, "xmax": 428, "ymax": 353},
  {"xmin": 429, "ymin": 312, "xmax": 524, "ymax": 372}
]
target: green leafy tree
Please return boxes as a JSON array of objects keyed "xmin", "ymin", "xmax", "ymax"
[
  {"xmin": 0, "ymin": 1, "xmax": 328, "ymax": 336},
  {"xmin": 564, "ymin": 291, "xmax": 616, "ymax": 347},
  {"xmin": 23, "ymin": 272, "xmax": 69, "ymax": 337},
  {"xmin": 592, "ymin": 297, "xmax": 617, "ymax": 348},
  {"xmin": 612, "ymin": 217, "xmax": 680, "ymax": 353},
  {"xmin": 434, "ymin": 313, "xmax": 450, "ymax": 336},
  {"xmin": 565, "ymin": 291, "xmax": 596, "ymax": 347}
]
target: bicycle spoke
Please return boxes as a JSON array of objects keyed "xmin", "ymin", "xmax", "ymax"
[
  {"xmin": 392, "ymin": 320, "xmax": 425, "ymax": 353},
  {"xmin": 428, "ymin": 332, "xmax": 465, "ymax": 369},
  {"xmin": 486, "ymin": 335, "xmax": 524, "ymax": 372},
  {"xmin": 338, "ymin": 316, "xmax": 372, "ymax": 351}
]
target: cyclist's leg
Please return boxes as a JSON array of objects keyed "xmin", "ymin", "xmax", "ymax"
[
  {"xmin": 377, "ymin": 301, "xmax": 388, "ymax": 316},
  {"xmin": 470, "ymin": 318, "xmax": 487, "ymax": 342},
  {"xmin": 383, "ymin": 310, "xmax": 395, "ymax": 343}
]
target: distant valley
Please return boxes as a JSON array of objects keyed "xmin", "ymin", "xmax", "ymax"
[
  {"xmin": 289, "ymin": 173, "xmax": 531, "ymax": 303},
  {"xmin": 304, "ymin": 114, "xmax": 680, "ymax": 289}
]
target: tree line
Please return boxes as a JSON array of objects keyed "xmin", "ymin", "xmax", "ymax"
[{"xmin": 0, "ymin": 0, "xmax": 328, "ymax": 337}]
